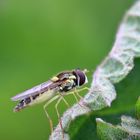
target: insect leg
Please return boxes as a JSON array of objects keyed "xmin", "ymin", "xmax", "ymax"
[
  {"xmin": 55, "ymin": 97, "xmax": 64, "ymax": 138},
  {"xmin": 61, "ymin": 96, "xmax": 70, "ymax": 108},
  {"xmin": 77, "ymin": 87, "xmax": 90, "ymax": 92},
  {"xmin": 43, "ymin": 95, "xmax": 59, "ymax": 133},
  {"xmin": 74, "ymin": 88, "xmax": 83, "ymax": 100},
  {"xmin": 66, "ymin": 87, "xmax": 89, "ymax": 96},
  {"xmin": 76, "ymin": 92, "xmax": 83, "ymax": 99},
  {"xmin": 71, "ymin": 88, "xmax": 89, "ymax": 107},
  {"xmin": 67, "ymin": 90, "xmax": 83, "ymax": 107},
  {"xmin": 72, "ymin": 92, "xmax": 79, "ymax": 103},
  {"xmin": 74, "ymin": 91, "xmax": 85, "ymax": 107},
  {"xmin": 75, "ymin": 88, "xmax": 91, "ymax": 109},
  {"xmin": 74, "ymin": 87, "xmax": 90, "ymax": 100}
]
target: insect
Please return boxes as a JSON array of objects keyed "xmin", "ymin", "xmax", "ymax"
[{"xmin": 11, "ymin": 69, "xmax": 88, "ymax": 135}]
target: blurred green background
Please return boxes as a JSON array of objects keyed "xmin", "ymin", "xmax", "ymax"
[{"xmin": 0, "ymin": 0, "xmax": 135, "ymax": 140}]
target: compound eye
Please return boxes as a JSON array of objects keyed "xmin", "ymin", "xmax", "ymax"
[{"xmin": 73, "ymin": 70, "xmax": 86, "ymax": 86}]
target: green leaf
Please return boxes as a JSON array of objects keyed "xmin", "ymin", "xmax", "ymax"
[
  {"xmin": 121, "ymin": 116, "xmax": 140, "ymax": 135},
  {"xmin": 69, "ymin": 59, "xmax": 140, "ymax": 140},
  {"xmin": 96, "ymin": 118, "xmax": 128, "ymax": 140},
  {"xmin": 50, "ymin": 1, "xmax": 140, "ymax": 139},
  {"xmin": 96, "ymin": 117, "xmax": 140, "ymax": 140},
  {"xmin": 136, "ymin": 97, "xmax": 140, "ymax": 120}
]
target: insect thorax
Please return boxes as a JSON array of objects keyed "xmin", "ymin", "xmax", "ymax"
[{"xmin": 59, "ymin": 79, "xmax": 76, "ymax": 92}]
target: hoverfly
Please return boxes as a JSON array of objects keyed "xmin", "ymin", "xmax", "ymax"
[{"xmin": 11, "ymin": 69, "xmax": 88, "ymax": 134}]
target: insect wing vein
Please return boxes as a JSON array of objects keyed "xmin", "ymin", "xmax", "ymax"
[{"xmin": 11, "ymin": 80, "xmax": 53, "ymax": 101}]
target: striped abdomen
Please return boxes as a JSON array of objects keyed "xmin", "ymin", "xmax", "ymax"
[{"xmin": 14, "ymin": 89, "xmax": 57, "ymax": 112}]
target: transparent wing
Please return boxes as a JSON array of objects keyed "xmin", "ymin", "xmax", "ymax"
[{"xmin": 11, "ymin": 80, "xmax": 53, "ymax": 101}]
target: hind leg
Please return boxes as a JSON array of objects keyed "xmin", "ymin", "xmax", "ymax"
[
  {"xmin": 55, "ymin": 97, "xmax": 65, "ymax": 139},
  {"xmin": 43, "ymin": 95, "xmax": 59, "ymax": 133}
]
